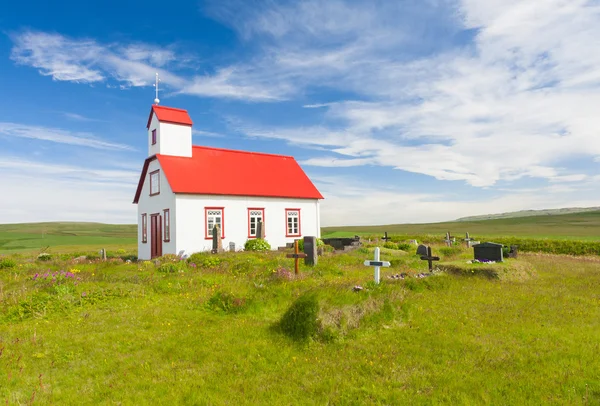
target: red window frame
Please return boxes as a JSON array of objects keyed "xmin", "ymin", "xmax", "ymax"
[
  {"xmin": 149, "ymin": 170, "xmax": 160, "ymax": 196},
  {"xmin": 151, "ymin": 129, "xmax": 157, "ymax": 145},
  {"xmin": 141, "ymin": 213, "xmax": 147, "ymax": 243},
  {"xmin": 205, "ymin": 207, "xmax": 225, "ymax": 240},
  {"xmin": 285, "ymin": 208, "xmax": 301, "ymax": 237},
  {"xmin": 163, "ymin": 209, "xmax": 170, "ymax": 242},
  {"xmin": 247, "ymin": 208, "xmax": 265, "ymax": 238}
]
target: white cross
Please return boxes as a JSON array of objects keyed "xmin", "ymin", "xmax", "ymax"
[
  {"xmin": 153, "ymin": 72, "xmax": 161, "ymax": 105},
  {"xmin": 363, "ymin": 247, "xmax": 391, "ymax": 284}
]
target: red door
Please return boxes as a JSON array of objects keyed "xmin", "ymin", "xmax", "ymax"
[{"xmin": 150, "ymin": 214, "xmax": 162, "ymax": 259}]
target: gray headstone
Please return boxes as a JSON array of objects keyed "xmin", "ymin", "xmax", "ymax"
[
  {"xmin": 507, "ymin": 245, "xmax": 518, "ymax": 258},
  {"xmin": 303, "ymin": 236, "xmax": 318, "ymax": 266},
  {"xmin": 473, "ymin": 242, "xmax": 503, "ymax": 262},
  {"xmin": 229, "ymin": 242, "xmax": 236, "ymax": 252},
  {"xmin": 416, "ymin": 244, "xmax": 428, "ymax": 256},
  {"xmin": 212, "ymin": 225, "xmax": 223, "ymax": 253},
  {"xmin": 256, "ymin": 220, "xmax": 265, "ymax": 239}
]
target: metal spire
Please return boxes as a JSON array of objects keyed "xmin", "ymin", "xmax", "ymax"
[{"xmin": 153, "ymin": 73, "xmax": 160, "ymax": 105}]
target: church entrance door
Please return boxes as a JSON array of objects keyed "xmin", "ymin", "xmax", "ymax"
[{"xmin": 150, "ymin": 213, "xmax": 162, "ymax": 258}]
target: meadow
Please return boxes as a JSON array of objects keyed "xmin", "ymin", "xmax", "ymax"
[
  {"xmin": 1, "ymin": 243, "xmax": 599, "ymax": 405},
  {"xmin": 322, "ymin": 210, "xmax": 600, "ymax": 240}
]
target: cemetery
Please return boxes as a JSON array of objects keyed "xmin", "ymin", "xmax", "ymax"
[{"xmin": 1, "ymin": 228, "xmax": 599, "ymax": 404}]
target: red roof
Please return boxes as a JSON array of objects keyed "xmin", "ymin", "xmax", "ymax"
[
  {"xmin": 146, "ymin": 105, "xmax": 193, "ymax": 128},
  {"xmin": 133, "ymin": 146, "xmax": 323, "ymax": 203}
]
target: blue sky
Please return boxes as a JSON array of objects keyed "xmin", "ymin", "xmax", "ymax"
[{"xmin": 1, "ymin": 0, "xmax": 600, "ymax": 226}]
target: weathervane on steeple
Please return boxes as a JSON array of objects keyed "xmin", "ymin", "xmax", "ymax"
[{"xmin": 153, "ymin": 72, "xmax": 160, "ymax": 105}]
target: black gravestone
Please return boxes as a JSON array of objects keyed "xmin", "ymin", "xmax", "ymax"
[
  {"xmin": 416, "ymin": 244, "xmax": 429, "ymax": 256},
  {"xmin": 473, "ymin": 242, "xmax": 503, "ymax": 262},
  {"xmin": 303, "ymin": 236, "xmax": 318, "ymax": 266}
]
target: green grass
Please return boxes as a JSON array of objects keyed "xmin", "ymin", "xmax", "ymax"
[
  {"xmin": 322, "ymin": 210, "xmax": 600, "ymax": 240},
  {"xmin": 0, "ymin": 222, "xmax": 136, "ymax": 254},
  {"xmin": 1, "ymin": 247, "xmax": 599, "ymax": 404}
]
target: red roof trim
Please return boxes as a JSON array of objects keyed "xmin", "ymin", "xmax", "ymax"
[
  {"xmin": 133, "ymin": 155, "xmax": 157, "ymax": 204},
  {"xmin": 146, "ymin": 105, "xmax": 193, "ymax": 129},
  {"xmin": 173, "ymin": 192, "xmax": 321, "ymax": 200}
]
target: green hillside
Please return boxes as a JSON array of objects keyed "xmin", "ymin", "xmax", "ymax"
[
  {"xmin": 0, "ymin": 222, "xmax": 136, "ymax": 254},
  {"xmin": 322, "ymin": 210, "xmax": 600, "ymax": 240},
  {"xmin": 456, "ymin": 206, "xmax": 600, "ymax": 221}
]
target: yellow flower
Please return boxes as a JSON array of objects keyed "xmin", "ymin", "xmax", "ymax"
[{"xmin": 70, "ymin": 268, "xmax": 81, "ymax": 273}]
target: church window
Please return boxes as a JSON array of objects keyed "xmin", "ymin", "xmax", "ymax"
[
  {"xmin": 248, "ymin": 208, "xmax": 265, "ymax": 238},
  {"xmin": 163, "ymin": 209, "xmax": 170, "ymax": 242},
  {"xmin": 205, "ymin": 208, "xmax": 224, "ymax": 239},
  {"xmin": 152, "ymin": 129, "xmax": 157, "ymax": 145},
  {"xmin": 286, "ymin": 209, "xmax": 301, "ymax": 237},
  {"xmin": 150, "ymin": 170, "xmax": 160, "ymax": 195},
  {"xmin": 141, "ymin": 213, "xmax": 147, "ymax": 243}
]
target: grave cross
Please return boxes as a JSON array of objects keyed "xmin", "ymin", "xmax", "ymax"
[
  {"xmin": 381, "ymin": 232, "xmax": 391, "ymax": 243},
  {"xmin": 420, "ymin": 246, "xmax": 440, "ymax": 272},
  {"xmin": 363, "ymin": 247, "xmax": 391, "ymax": 284},
  {"xmin": 286, "ymin": 240, "xmax": 307, "ymax": 275},
  {"xmin": 463, "ymin": 232, "xmax": 473, "ymax": 247},
  {"xmin": 444, "ymin": 231, "xmax": 455, "ymax": 247}
]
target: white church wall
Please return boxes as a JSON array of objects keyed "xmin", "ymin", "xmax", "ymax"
[
  {"xmin": 175, "ymin": 194, "xmax": 320, "ymax": 255},
  {"xmin": 137, "ymin": 159, "xmax": 176, "ymax": 260},
  {"xmin": 147, "ymin": 113, "xmax": 192, "ymax": 158}
]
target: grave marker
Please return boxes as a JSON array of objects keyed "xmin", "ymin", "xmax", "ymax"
[
  {"xmin": 416, "ymin": 244, "xmax": 429, "ymax": 257},
  {"xmin": 444, "ymin": 232, "xmax": 455, "ymax": 247},
  {"xmin": 211, "ymin": 225, "xmax": 223, "ymax": 254},
  {"xmin": 463, "ymin": 232, "xmax": 473, "ymax": 247},
  {"xmin": 229, "ymin": 242, "xmax": 236, "ymax": 252},
  {"xmin": 507, "ymin": 245, "xmax": 518, "ymax": 259},
  {"xmin": 420, "ymin": 246, "xmax": 440, "ymax": 271},
  {"xmin": 381, "ymin": 232, "xmax": 391, "ymax": 243},
  {"xmin": 363, "ymin": 247, "xmax": 391, "ymax": 284},
  {"xmin": 473, "ymin": 242, "xmax": 503, "ymax": 262},
  {"xmin": 286, "ymin": 240, "xmax": 307, "ymax": 275},
  {"xmin": 303, "ymin": 236, "xmax": 318, "ymax": 266},
  {"xmin": 256, "ymin": 220, "xmax": 265, "ymax": 240}
]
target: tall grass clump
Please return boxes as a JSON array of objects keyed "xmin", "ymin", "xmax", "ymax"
[{"xmin": 278, "ymin": 292, "xmax": 320, "ymax": 341}]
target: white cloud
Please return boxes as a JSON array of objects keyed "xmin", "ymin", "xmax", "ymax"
[
  {"xmin": 0, "ymin": 158, "xmax": 138, "ymax": 224},
  {"xmin": 0, "ymin": 122, "xmax": 135, "ymax": 151},
  {"xmin": 220, "ymin": 0, "xmax": 600, "ymax": 188},
  {"xmin": 10, "ymin": 30, "xmax": 281, "ymax": 100},
  {"xmin": 315, "ymin": 174, "xmax": 600, "ymax": 226}
]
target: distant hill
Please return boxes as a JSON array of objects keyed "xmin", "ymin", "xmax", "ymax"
[
  {"xmin": 455, "ymin": 207, "xmax": 600, "ymax": 222},
  {"xmin": 322, "ymin": 210, "xmax": 600, "ymax": 240}
]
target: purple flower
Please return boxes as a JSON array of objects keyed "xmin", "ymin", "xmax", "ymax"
[{"xmin": 81, "ymin": 292, "xmax": 87, "ymax": 297}]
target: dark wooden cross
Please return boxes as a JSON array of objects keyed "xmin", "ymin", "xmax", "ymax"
[
  {"xmin": 381, "ymin": 232, "xmax": 391, "ymax": 242},
  {"xmin": 286, "ymin": 240, "xmax": 307, "ymax": 275},
  {"xmin": 420, "ymin": 246, "xmax": 440, "ymax": 272}
]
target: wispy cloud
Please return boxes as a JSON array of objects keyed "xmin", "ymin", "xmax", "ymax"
[
  {"xmin": 214, "ymin": 0, "xmax": 600, "ymax": 188},
  {"xmin": 0, "ymin": 122, "xmax": 135, "ymax": 150},
  {"xmin": 10, "ymin": 30, "xmax": 281, "ymax": 100}
]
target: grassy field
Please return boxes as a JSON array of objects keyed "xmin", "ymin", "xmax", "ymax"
[
  {"xmin": 322, "ymin": 210, "xmax": 600, "ymax": 240},
  {"xmin": 1, "ymin": 210, "xmax": 599, "ymax": 255},
  {"xmin": 0, "ymin": 222, "xmax": 136, "ymax": 254},
  {"xmin": 1, "ymin": 245, "xmax": 599, "ymax": 404}
]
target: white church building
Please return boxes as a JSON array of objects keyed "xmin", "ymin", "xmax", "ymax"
[{"xmin": 133, "ymin": 104, "xmax": 323, "ymax": 259}]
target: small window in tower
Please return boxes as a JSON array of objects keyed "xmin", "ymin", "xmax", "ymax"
[{"xmin": 152, "ymin": 129, "xmax": 157, "ymax": 145}]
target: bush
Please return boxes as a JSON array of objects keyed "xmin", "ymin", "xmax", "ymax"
[
  {"xmin": 187, "ymin": 253, "xmax": 221, "ymax": 268},
  {"xmin": 0, "ymin": 257, "xmax": 17, "ymax": 269},
  {"xmin": 397, "ymin": 243, "xmax": 413, "ymax": 251},
  {"xmin": 383, "ymin": 242, "xmax": 398, "ymax": 250},
  {"xmin": 279, "ymin": 292, "xmax": 320, "ymax": 341},
  {"xmin": 37, "ymin": 253, "xmax": 52, "ymax": 261},
  {"xmin": 244, "ymin": 239, "xmax": 271, "ymax": 252}
]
